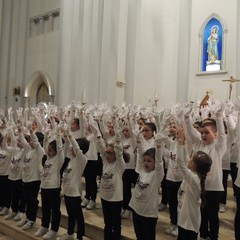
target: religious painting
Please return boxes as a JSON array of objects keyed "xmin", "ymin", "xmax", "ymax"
[
  {"xmin": 36, "ymin": 82, "xmax": 49, "ymax": 104},
  {"xmin": 202, "ymin": 18, "xmax": 222, "ymax": 72}
]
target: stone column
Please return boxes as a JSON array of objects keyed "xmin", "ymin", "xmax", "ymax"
[
  {"xmin": 236, "ymin": 1, "xmax": 240, "ymax": 96},
  {"xmin": 124, "ymin": 0, "xmax": 141, "ymax": 104},
  {"xmin": 0, "ymin": 0, "xmax": 12, "ymax": 109},
  {"xmin": 57, "ymin": 0, "xmax": 75, "ymax": 106},
  {"xmin": 176, "ymin": 0, "xmax": 191, "ymax": 102}
]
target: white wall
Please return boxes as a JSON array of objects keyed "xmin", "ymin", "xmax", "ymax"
[
  {"xmin": 25, "ymin": 0, "xmax": 60, "ymax": 102},
  {"xmin": 188, "ymin": 0, "xmax": 238, "ymax": 102},
  {"xmin": 1, "ymin": 0, "xmax": 239, "ymax": 109},
  {"xmin": 133, "ymin": 0, "xmax": 181, "ymax": 106},
  {"xmin": 29, "ymin": 0, "xmax": 59, "ymax": 18}
]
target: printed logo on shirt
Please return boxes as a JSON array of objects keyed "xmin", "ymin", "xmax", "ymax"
[
  {"xmin": 169, "ymin": 152, "xmax": 176, "ymax": 161},
  {"xmin": 135, "ymin": 177, "xmax": 150, "ymax": 201},
  {"xmin": 178, "ymin": 188, "xmax": 185, "ymax": 209},
  {"xmin": 62, "ymin": 168, "xmax": 72, "ymax": 185},
  {"xmin": 41, "ymin": 163, "xmax": 53, "ymax": 178},
  {"xmin": 101, "ymin": 173, "xmax": 115, "ymax": 192},
  {"xmin": 43, "ymin": 163, "xmax": 53, "ymax": 170}
]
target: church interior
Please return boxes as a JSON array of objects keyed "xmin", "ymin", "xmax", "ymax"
[{"xmin": 0, "ymin": 0, "xmax": 239, "ymax": 240}]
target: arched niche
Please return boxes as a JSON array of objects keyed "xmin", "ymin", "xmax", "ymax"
[
  {"xmin": 198, "ymin": 13, "xmax": 227, "ymax": 74},
  {"xmin": 23, "ymin": 71, "xmax": 55, "ymax": 108}
]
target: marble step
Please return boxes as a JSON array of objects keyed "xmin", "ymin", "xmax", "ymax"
[
  {"xmin": 0, "ymin": 216, "xmax": 90, "ymax": 240},
  {"xmin": 37, "ymin": 198, "xmax": 134, "ymax": 240}
]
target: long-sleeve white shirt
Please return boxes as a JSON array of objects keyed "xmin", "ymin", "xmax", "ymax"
[
  {"xmin": 20, "ymin": 132, "xmax": 45, "ymax": 183},
  {"xmin": 41, "ymin": 135, "xmax": 64, "ymax": 189},
  {"xmin": 62, "ymin": 136, "xmax": 87, "ymax": 197},
  {"xmin": 129, "ymin": 147, "xmax": 164, "ymax": 218},
  {"xmin": 98, "ymin": 138, "xmax": 126, "ymax": 202},
  {"xmin": 184, "ymin": 116, "xmax": 226, "ymax": 191},
  {"xmin": 177, "ymin": 145, "xmax": 201, "ymax": 233}
]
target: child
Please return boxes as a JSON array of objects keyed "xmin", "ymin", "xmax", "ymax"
[
  {"xmin": 17, "ymin": 128, "xmax": 45, "ymax": 230},
  {"xmin": 3, "ymin": 126, "xmax": 27, "ymax": 221},
  {"xmin": 121, "ymin": 122, "xmax": 138, "ymax": 219},
  {"xmin": 57, "ymin": 129, "xmax": 89, "ymax": 240},
  {"xmin": 176, "ymin": 127, "xmax": 212, "ymax": 240},
  {"xmin": 81, "ymin": 123, "xmax": 99, "ymax": 210},
  {"xmin": 184, "ymin": 103, "xmax": 226, "ymax": 240},
  {"xmin": 164, "ymin": 119, "xmax": 183, "ymax": 236},
  {"xmin": 95, "ymin": 123, "xmax": 126, "ymax": 240},
  {"xmin": 129, "ymin": 134, "xmax": 164, "ymax": 240},
  {"xmin": 0, "ymin": 132, "xmax": 11, "ymax": 216},
  {"xmin": 34, "ymin": 126, "xmax": 64, "ymax": 239}
]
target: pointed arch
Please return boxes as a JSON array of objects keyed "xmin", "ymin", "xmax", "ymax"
[
  {"xmin": 24, "ymin": 70, "xmax": 54, "ymax": 97},
  {"xmin": 199, "ymin": 13, "xmax": 227, "ymax": 36},
  {"xmin": 198, "ymin": 13, "xmax": 228, "ymax": 73}
]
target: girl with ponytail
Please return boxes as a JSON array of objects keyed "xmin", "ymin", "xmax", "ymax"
[{"xmin": 176, "ymin": 127, "xmax": 212, "ymax": 240}]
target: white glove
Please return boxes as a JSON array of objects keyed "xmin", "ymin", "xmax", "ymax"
[
  {"xmin": 184, "ymin": 103, "xmax": 193, "ymax": 117},
  {"xmin": 216, "ymin": 102, "xmax": 225, "ymax": 115},
  {"xmin": 91, "ymin": 121, "xmax": 101, "ymax": 137},
  {"xmin": 16, "ymin": 107, "xmax": 23, "ymax": 118}
]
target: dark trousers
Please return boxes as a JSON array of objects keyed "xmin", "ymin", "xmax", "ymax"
[
  {"xmin": 200, "ymin": 191, "xmax": 222, "ymax": 240},
  {"xmin": 160, "ymin": 168, "xmax": 168, "ymax": 205},
  {"xmin": 0, "ymin": 175, "xmax": 11, "ymax": 208},
  {"xmin": 167, "ymin": 180, "xmax": 182, "ymax": 225},
  {"xmin": 220, "ymin": 170, "xmax": 230, "ymax": 204},
  {"xmin": 132, "ymin": 210, "xmax": 157, "ymax": 240},
  {"xmin": 235, "ymin": 186, "xmax": 240, "ymax": 240},
  {"xmin": 177, "ymin": 226, "xmax": 198, "ymax": 240},
  {"xmin": 231, "ymin": 162, "xmax": 238, "ymax": 197},
  {"xmin": 9, "ymin": 179, "xmax": 25, "ymax": 213},
  {"xmin": 64, "ymin": 195, "xmax": 85, "ymax": 239},
  {"xmin": 122, "ymin": 169, "xmax": 138, "ymax": 210},
  {"xmin": 101, "ymin": 198, "xmax": 122, "ymax": 240},
  {"xmin": 84, "ymin": 160, "xmax": 98, "ymax": 201},
  {"xmin": 23, "ymin": 180, "xmax": 40, "ymax": 222},
  {"xmin": 41, "ymin": 188, "xmax": 61, "ymax": 232}
]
